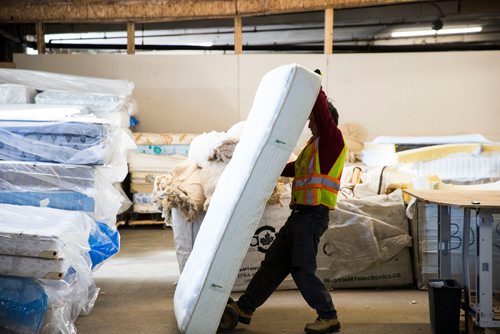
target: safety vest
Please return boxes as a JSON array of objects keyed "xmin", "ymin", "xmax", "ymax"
[{"xmin": 291, "ymin": 137, "xmax": 346, "ymax": 209}]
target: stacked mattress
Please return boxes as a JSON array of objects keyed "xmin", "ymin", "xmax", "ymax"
[
  {"xmin": 0, "ymin": 68, "xmax": 130, "ymax": 333},
  {"xmin": 129, "ymin": 132, "xmax": 196, "ymax": 216},
  {"xmin": 0, "ymin": 118, "xmax": 112, "ymax": 165},
  {"xmin": 0, "ymin": 204, "xmax": 96, "ymax": 334},
  {"xmin": 174, "ymin": 64, "xmax": 321, "ymax": 333},
  {"xmin": 0, "ymin": 161, "xmax": 122, "ymax": 223},
  {"xmin": 0, "ymin": 161, "xmax": 95, "ymax": 210},
  {"xmin": 0, "ymin": 84, "xmax": 37, "ymax": 104},
  {"xmin": 35, "ymin": 90, "xmax": 135, "ymax": 130},
  {"xmin": 361, "ymin": 134, "xmax": 500, "ymax": 182}
]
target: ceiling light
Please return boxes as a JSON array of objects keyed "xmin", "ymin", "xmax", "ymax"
[{"xmin": 391, "ymin": 26, "xmax": 482, "ymax": 38}]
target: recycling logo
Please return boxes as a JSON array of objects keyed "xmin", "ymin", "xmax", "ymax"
[{"xmin": 250, "ymin": 225, "xmax": 276, "ymax": 253}]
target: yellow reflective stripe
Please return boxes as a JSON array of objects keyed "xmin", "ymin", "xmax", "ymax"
[
  {"xmin": 294, "ymin": 188, "xmax": 338, "ymax": 208},
  {"xmin": 307, "ymin": 138, "xmax": 318, "ymax": 174},
  {"xmin": 294, "ymin": 184, "xmax": 339, "ymax": 194},
  {"xmin": 294, "ymin": 176, "xmax": 340, "ymax": 191}
]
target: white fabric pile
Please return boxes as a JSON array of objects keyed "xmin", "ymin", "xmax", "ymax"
[{"xmin": 153, "ymin": 122, "xmax": 289, "ymax": 222}]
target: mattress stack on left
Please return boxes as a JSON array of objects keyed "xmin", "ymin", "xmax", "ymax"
[{"xmin": 0, "ymin": 68, "xmax": 133, "ymax": 334}]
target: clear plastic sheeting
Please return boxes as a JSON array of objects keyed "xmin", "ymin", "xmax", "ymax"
[
  {"xmin": 0, "ymin": 104, "xmax": 87, "ymax": 119},
  {"xmin": 0, "ymin": 161, "xmax": 125, "ymax": 226},
  {"xmin": 0, "ymin": 271, "xmax": 98, "ymax": 334},
  {"xmin": 0, "ymin": 106, "xmax": 133, "ymax": 183},
  {"xmin": 0, "ymin": 84, "xmax": 37, "ymax": 104},
  {"xmin": 41, "ymin": 266, "xmax": 98, "ymax": 334},
  {"xmin": 0, "ymin": 119, "xmax": 114, "ymax": 165},
  {"xmin": 0, "ymin": 204, "xmax": 92, "ymax": 276},
  {"xmin": 35, "ymin": 91, "xmax": 131, "ymax": 115},
  {"xmin": 35, "ymin": 91, "xmax": 137, "ymax": 129},
  {"xmin": 0, "ymin": 68, "xmax": 133, "ymax": 96},
  {"xmin": 0, "ymin": 204, "xmax": 100, "ymax": 334}
]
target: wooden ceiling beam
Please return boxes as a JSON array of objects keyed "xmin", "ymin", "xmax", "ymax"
[{"xmin": 0, "ymin": 0, "xmax": 425, "ymax": 24}]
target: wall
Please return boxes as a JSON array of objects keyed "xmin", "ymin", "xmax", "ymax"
[{"xmin": 14, "ymin": 51, "xmax": 500, "ymax": 141}]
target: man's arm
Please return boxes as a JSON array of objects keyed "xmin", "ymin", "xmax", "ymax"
[
  {"xmin": 281, "ymin": 161, "xmax": 295, "ymax": 177},
  {"xmin": 313, "ymin": 89, "xmax": 345, "ymax": 175}
]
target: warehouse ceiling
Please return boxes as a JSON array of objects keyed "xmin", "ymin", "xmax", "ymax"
[{"xmin": 1, "ymin": 0, "xmax": 500, "ymax": 59}]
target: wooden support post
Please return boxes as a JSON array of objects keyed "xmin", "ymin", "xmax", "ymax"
[
  {"xmin": 36, "ymin": 22, "xmax": 45, "ymax": 54},
  {"xmin": 127, "ymin": 21, "xmax": 135, "ymax": 54},
  {"xmin": 324, "ymin": 7, "xmax": 334, "ymax": 54},
  {"xmin": 234, "ymin": 16, "xmax": 242, "ymax": 54}
]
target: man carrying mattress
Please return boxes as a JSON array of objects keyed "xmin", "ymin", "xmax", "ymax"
[{"xmin": 228, "ymin": 82, "xmax": 346, "ymax": 334}]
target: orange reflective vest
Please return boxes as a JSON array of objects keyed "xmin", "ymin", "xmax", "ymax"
[{"xmin": 291, "ymin": 137, "xmax": 346, "ymax": 209}]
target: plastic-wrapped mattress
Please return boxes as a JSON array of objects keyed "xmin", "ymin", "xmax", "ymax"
[
  {"xmin": 0, "ymin": 84, "xmax": 37, "ymax": 104},
  {"xmin": 0, "ymin": 119, "xmax": 112, "ymax": 164},
  {"xmin": 0, "ymin": 68, "xmax": 133, "ymax": 96},
  {"xmin": 0, "ymin": 204, "xmax": 92, "ymax": 279},
  {"xmin": 0, "ymin": 161, "xmax": 122, "ymax": 222},
  {"xmin": 0, "ymin": 255, "xmax": 71, "ymax": 280},
  {"xmin": 0, "ymin": 191, "xmax": 94, "ymax": 212},
  {"xmin": 173, "ymin": 64, "xmax": 321, "ymax": 334}
]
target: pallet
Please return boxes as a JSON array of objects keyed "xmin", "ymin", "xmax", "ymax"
[
  {"xmin": 128, "ymin": 219, "xmax": 165, "ymax": 226},
  {"xmin": 116, "ymin": 220, "xmax": 127, "ymax": 227}
]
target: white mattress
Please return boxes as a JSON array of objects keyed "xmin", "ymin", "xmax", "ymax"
[
  {"xmin": 0, "ymin": 84, "xmax": 37, "ymax": 103},
  {"xmin": 127, "ymin": 151, "xmax": 187, "ymax": 172},
  {"xmin": 372, "ymin": 134, "xmax": 490, "ymax": 145},
  {"xmin": 0, "ymin": 204, "xmax": 92, "ymax": 279},
  {"xmin": 132, "ymin": 203, "xmax": 159, "ymax": 214},
  {"xmin": 399, "ymin": 153, "xmax": 500, "ymax": 181},
  {"xmin": 173, "ymin": 64, "xmax": 321, "ymax": 334},
  {"xmin": 0, "ymin": 254, "xmax": 70, "ymax": 280},
  {"xmin": 362, "ymin": 142, "xmax": 500, "ymax": 181}
]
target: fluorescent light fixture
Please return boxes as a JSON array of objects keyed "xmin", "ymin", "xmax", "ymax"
[
  {"xmin": 437, "ymin": 26, "xmax": 482, "ymax": 35},
  {"xmin": 189, "ymin": 41, "xmax": 214, "ymax": 47},
  {"xmin": 391, "ymin": 26, "xmax": 482, "ymax": 38}
]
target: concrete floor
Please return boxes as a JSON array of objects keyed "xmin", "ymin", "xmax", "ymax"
[{"xmin": 76, "ymin": 227, "xmax": 432, "ymax": 334}]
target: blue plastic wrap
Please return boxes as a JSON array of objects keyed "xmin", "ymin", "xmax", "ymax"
[
  {"xmin": 88, "ymin": 221, "xmax": 120, "ymax": 269},
  {"xmin": 0, "ymin": 191, "xmax": 95, "ymax": 212},
  {"xmin": 0, "ymin": 276, "xmax": 48, "ymax": 334}
]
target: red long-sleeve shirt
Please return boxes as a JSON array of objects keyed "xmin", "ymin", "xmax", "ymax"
[{"xmin": 281, "ymin": 89, "xmax": 345, "ymax": 177}]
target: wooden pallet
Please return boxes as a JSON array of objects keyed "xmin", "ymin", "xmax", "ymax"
[
  {"xmin": 116, "ymin": 220, "xmax": 127, "ymax": 227},
  {"xmin": 128, "ymin": 219, "xmax": 165, "ymax": 226}
]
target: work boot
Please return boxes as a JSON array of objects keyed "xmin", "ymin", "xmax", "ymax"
[
  {"xmin": 304, "ymin": 316, "xmax": 341, "ymax": 333},
  {"xmin": 227, "ymin": 299, "xmax": 253, "ymax": 325}
]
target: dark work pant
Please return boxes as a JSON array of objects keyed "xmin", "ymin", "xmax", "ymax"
[{"xmin": 238, "ymin": 205, "xmax": 336, "ymax": 319}]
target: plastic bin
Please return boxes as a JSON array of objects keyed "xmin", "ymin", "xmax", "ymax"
[{"xmin": 428, "ymin": 279, "xmax": 462, "ymax": 334}]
